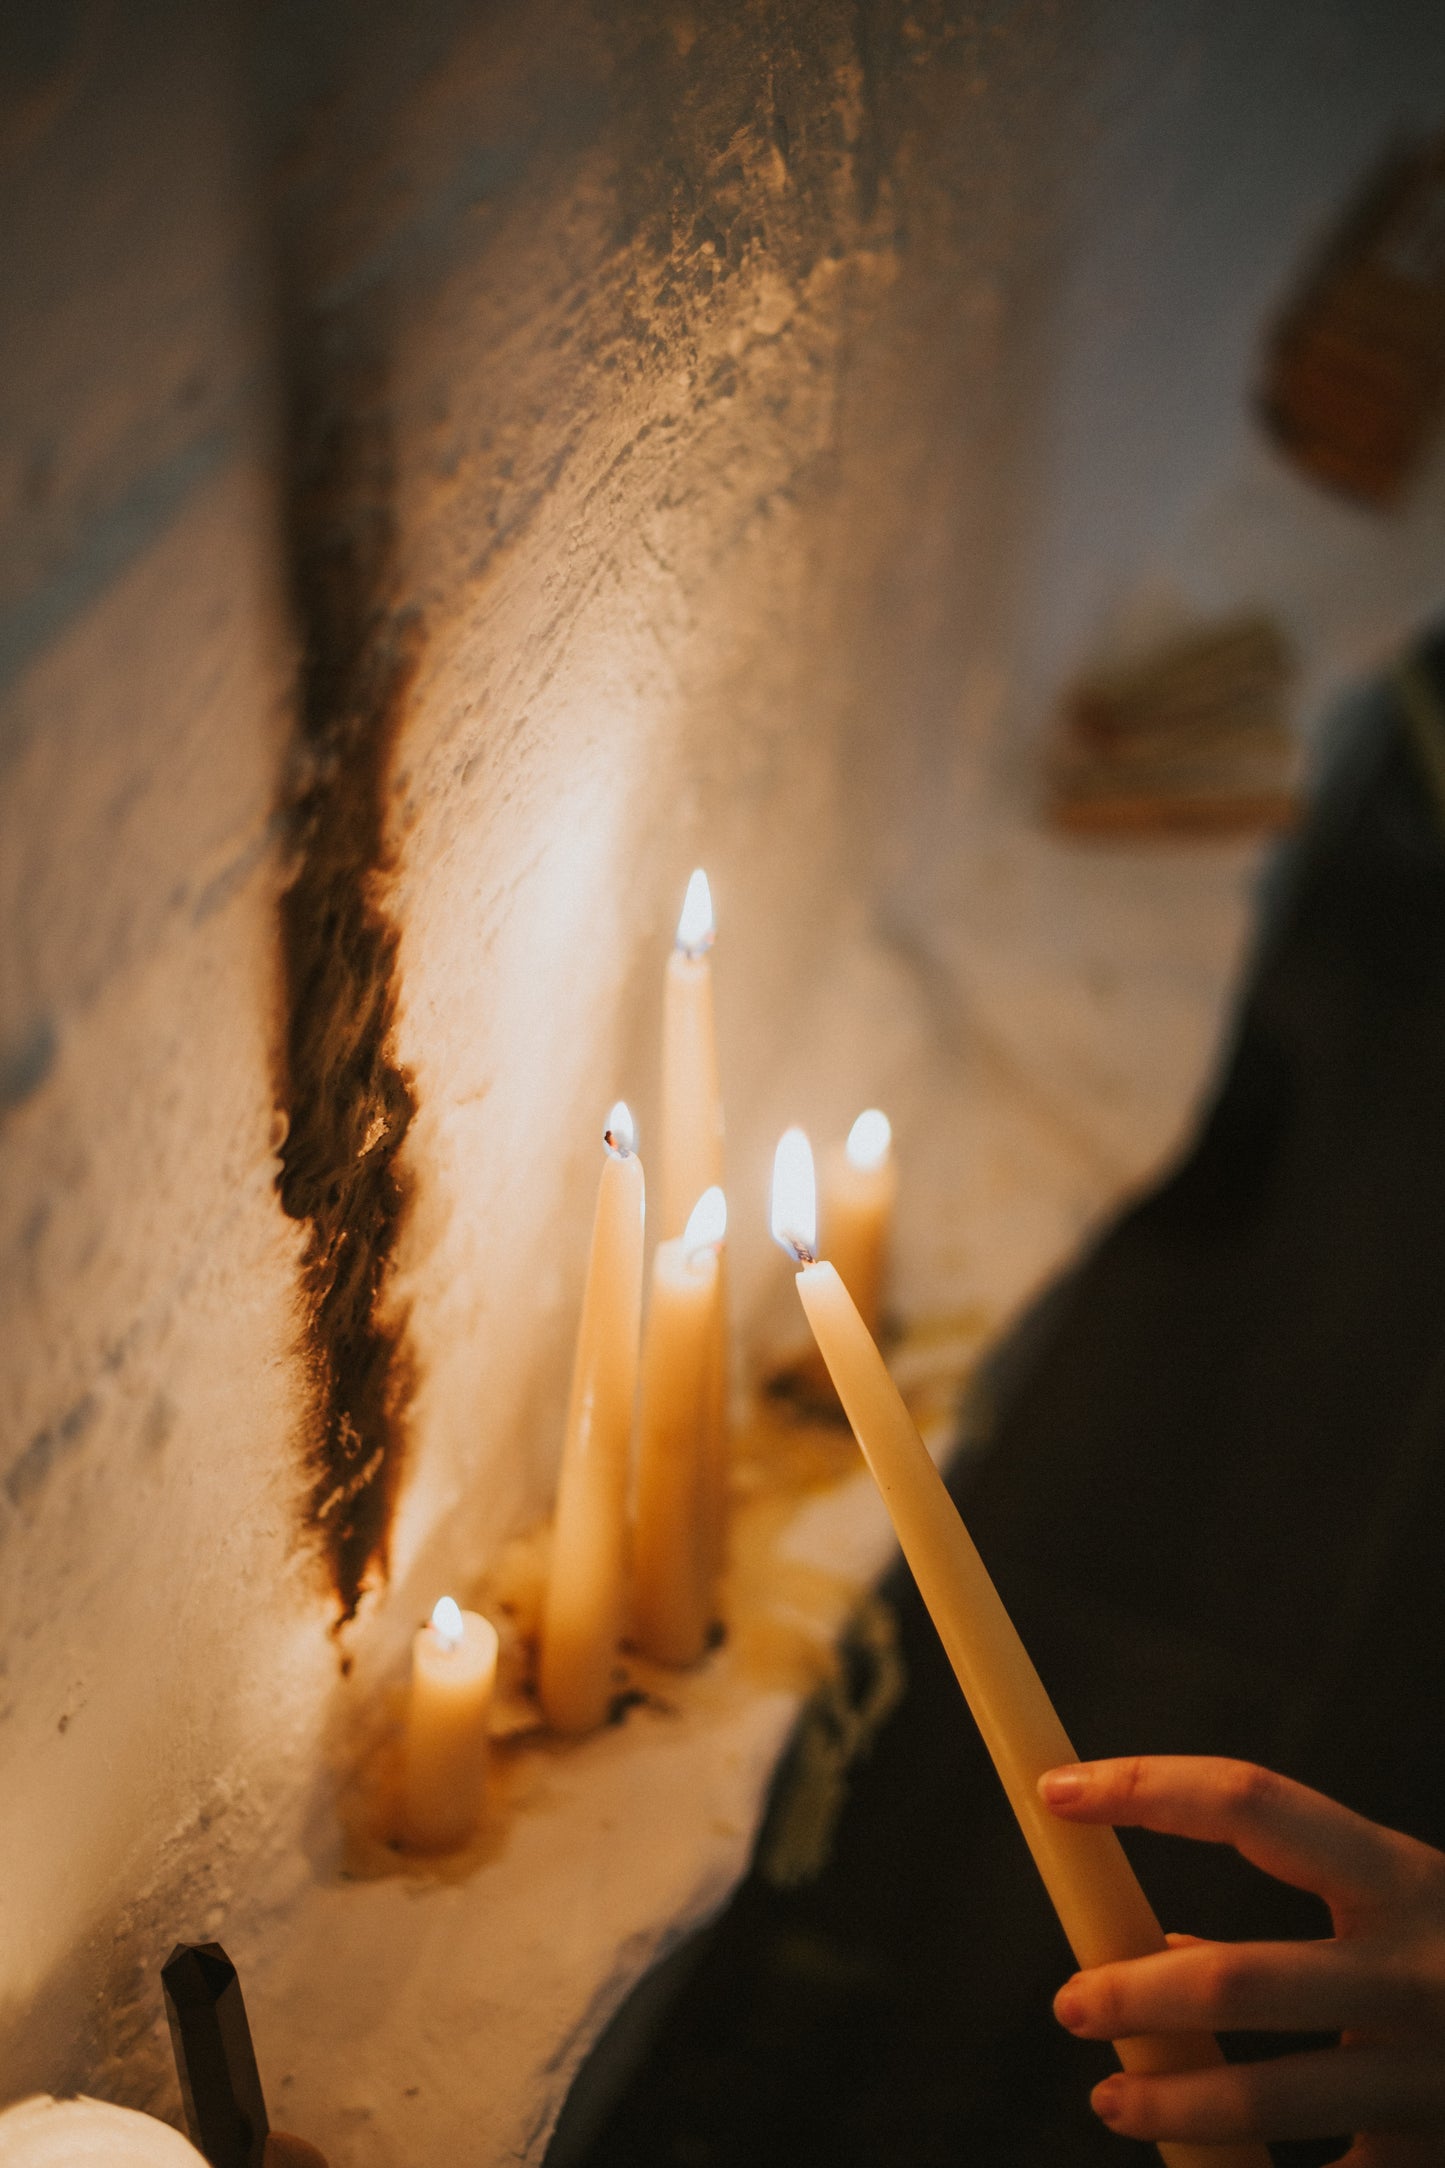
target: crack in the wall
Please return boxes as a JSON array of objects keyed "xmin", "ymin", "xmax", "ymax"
[{"xmin": 273, "ymin": 321, "xmax": 418, "ymax": 1622}]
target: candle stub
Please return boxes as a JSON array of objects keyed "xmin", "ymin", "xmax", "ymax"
[{"xmin": 401, "ymin": 1599, "xmax": 499, "ymax": 1851}]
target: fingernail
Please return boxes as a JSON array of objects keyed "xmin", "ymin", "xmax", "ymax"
[
  {"xmin": 1052, "ymin": 1980, "xmax": 1086, "ymax": 2032},
  {"xmin": 1038, "ymin": 1766, "xmax": 1087, "ymax": 1805},
  {"xmin": 1091, "ymin": 2077, "xmax": 1125, "ymax": 2127}
]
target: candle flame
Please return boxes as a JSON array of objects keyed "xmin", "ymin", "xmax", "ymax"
[
  {"xmin": 604, "ymin": 1100, "xmax": 636, "ymax": 1156},
  {"xmin": 770, "ymin": 1127, "xmax": 817, "ymax": 1263},
  {"xmin": 683, "ymin": 1184, "xmax": 727, "ymax": 1257},
  {"xmin": 846, "ymin": 1107, "xmax": 892, "ymax": 1171},
  {"xmin": 675, "ymin": 867, "xmax": 714, "ymax": 956},
  {"xmin": 431, "ymin": 1595, "xmax": 464, "ymax": 1650}
]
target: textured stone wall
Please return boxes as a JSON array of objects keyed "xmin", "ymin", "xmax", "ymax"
[{"xmin": 2, "ymin": 0, "xmax": 1443, "ymax": 2148}]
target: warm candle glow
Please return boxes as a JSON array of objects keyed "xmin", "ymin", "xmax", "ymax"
[
  {"xmin": 770, "ymin": 1127, "xmax": 817, "ymax": 1262},
  {"xmin": 845, "ymin": 1107, "xmax": 892, "ymax": 1171},
  {"xmin": 403, "ymin": 1604, "xmax": 499, "ymax": 1850},
  {"xmin": 604, "ymin": 1100, "xmax": 636, "ymax": 1155},
  {"xmin": 683, "ymin": 1184, "xmax": 727, "ymax": 1256},
  {"xmin": 675, "ymin": 867, "xmax": 715, "ymax": 956}
]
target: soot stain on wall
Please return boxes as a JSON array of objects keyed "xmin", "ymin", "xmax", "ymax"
[{"xmin": 273, "ymin": 318, "xmax": 419, "ymax": 1622}]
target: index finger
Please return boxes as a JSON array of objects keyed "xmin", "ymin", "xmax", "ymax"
[{"xmin": 1038, "ymin": 1757, "xmax": 1419, "ymax": 1918}]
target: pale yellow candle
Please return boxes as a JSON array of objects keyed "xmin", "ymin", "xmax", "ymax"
[
  {"xmin": 633, "ymin": 1186, "xmax": 726, "ymax": 1666},
  {"xmin": 660, "ymin": 870, "xmax": 724, "ymax": 1238},
  {"xmin": 400, "ymin": 1596, "xmax": 499, "ymax": 1851},
  {"xmin": 822, "ymin": 1108, "xmax": 897, "ymax": 1335},
  {"xmin": 0, "ymin": 2097, "xmax": 206, "ymax": 2166},
  {"xmin": 538, "ymin": 1103, "xmax": 647, "ymax": 1734},
  {"xmin": 771, "ymin": 1128, "xmax": 1269, "ymax": 2168},
  {"xmin": 660, "ymin": 870, "xmax": 730, "ymax": 1598}
]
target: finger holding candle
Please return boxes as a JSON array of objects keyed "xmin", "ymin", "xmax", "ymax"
[
  {"xmin": 538, "ymin": 1103, "xmax": 646, "ymax": 1734},
  {"xmin": 400, "ymin": 1596, "xmax": 499, "ymax": 1851},
  {"xmin": 633, "ymin": 1185, "xmax": 726, "ymax": 1667},
  {"xmin": 771, "ymin": 1129, "xmax": 1270, "ymax": 2168}
]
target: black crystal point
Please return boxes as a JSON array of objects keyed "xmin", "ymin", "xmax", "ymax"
[{"xmin": 161, "ymin": 1941, "xmax": 270, "ymax": 2168}]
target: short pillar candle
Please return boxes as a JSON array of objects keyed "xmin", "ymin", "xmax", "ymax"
[
  {"xmin": 401, "ymin": 1597, "xmax": 499, "ymax": 1852},
  {"xmin": 633, "ymin": 1186, "xmax": 726, "ymax": 1666}
]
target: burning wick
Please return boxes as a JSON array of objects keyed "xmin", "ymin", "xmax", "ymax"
[
  {"xmin": 675, "ymin": 867, "xmax": 715, "ymax": 958},
  {"xmin": 683, "ymin": 1183, "xmax": 727, "ymax": 1263},
  {"xmin": 603, "ymin": 1100, "xmax": 636, "ymax": 1158},
  {"xmin": 770, "ymin": 1127, "xmax": 817, "ymax": 1264},
  {"xmin": 430, "ymin": 1595, "xmax": 465, "ymax": 1651}
]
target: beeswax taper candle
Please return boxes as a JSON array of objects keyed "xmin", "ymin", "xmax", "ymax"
[
  {"xmin": 539, "ymin": 1104, "xmax": 646, "ymax": 1734},
  {"xmin": 660, "ymin": 871, "xmax": 730, "ymax": 1596},
  {"xmin": 770, "ymin": 1127, "xmax": 1269, "ymax": 2168},
  {"xmin": 633, "ymin": 1186, "xmax": 726, "ymax": 1666},
  {"xmin": 660, "ymin": 870, "xmax": 723, "ymax": 1238},
  {"xmin": 823, "ymin": 1108, "xmax": 896, "ymax": 1335}
]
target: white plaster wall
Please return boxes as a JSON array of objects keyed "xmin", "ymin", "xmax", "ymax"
[
  {"xmin": 2, "ymin": 0, "xmax": 1444, "ymax": 2155},
  {"xmin": 0, "ymin": 0, "xmax": 331, "ymax": 2105}
]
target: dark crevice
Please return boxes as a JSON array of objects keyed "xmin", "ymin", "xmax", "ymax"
[{"xmin": 272, "ymin": 303, "xmax": 419, "ymax": 1623}]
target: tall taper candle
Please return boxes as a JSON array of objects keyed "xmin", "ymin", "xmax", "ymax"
[
  {"xmin": 660, "ymin": 870, "xmax": 730, "ymax": 1600},
  {"xmin": 539, "ymin": 1104, "xmax": 646, "ymax": 1734},
  {"xmin": 772, "ymin": 1128, "xmax": 1269, "ymax": 2168},
  {"xmin": 660, "ymin": 870, "xmax": 723, "ymax": 1238},
  {"xmin": 401, "ymin": 1597, "xmax": 499, "ymax": 1850}
]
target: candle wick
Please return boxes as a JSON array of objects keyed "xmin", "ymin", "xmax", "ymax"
[
  {"xmin": 787, "ymin": 1236, "xmax": 817, "ymax": 1266},
  {"xmin": 604, "ymin": 1128, "xmax": 631, "ymax": 1158}
]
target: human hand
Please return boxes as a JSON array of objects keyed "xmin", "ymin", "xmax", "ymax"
[{"xmin": 1038, "ymin": 1756, "xmax": 1445, "ymax": 2164}]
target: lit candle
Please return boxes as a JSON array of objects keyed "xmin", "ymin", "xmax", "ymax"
[
  {"xmin": 660, "ymin": 870, "xmax": 723, "ymax": 1238},
  {"xmin": 771, "ymin": 1129, "xmax": 1270, "ymax": 2168},
  {"xmin": 400, "ymin": 1596, "xmax": 499, "ymax": 1851},
  {"xmin": 0, "ymin": 2096, "xmax": 205, "ymax": 2165},
  {"xmin": 538, "ymin": 1103, "xmax": 647, "ymax": 1734},
  {"xmin": 660, "ymin": 870, "xmax": 730, "ymax": 1598},
  {"xmin": 823, "ymin": 1109, "xmax": 896, "ymax": 1335},
  {"xmin": 633, "ymin": 1186, "xmax": 726, "ymax": 1667}
]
